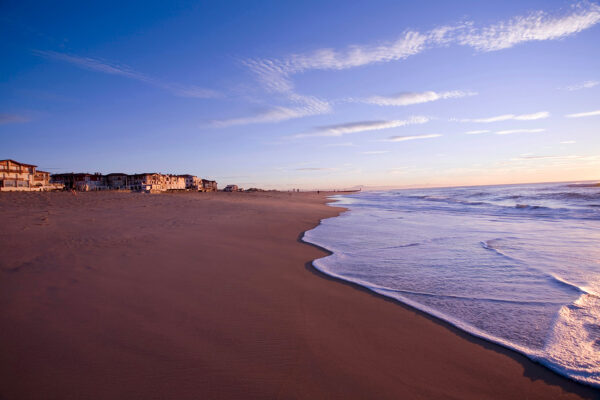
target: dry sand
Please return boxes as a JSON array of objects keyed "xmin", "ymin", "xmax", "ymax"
[{"xmin": 0, "ymin": 191, "xmax": 598, "ymax": 399}]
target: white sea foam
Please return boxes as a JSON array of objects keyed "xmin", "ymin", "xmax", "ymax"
[{"xmin": 304, "ymin": 182, "xmax": 600, "ymax": 387}]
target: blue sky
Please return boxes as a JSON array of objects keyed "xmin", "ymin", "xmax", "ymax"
[{"xmin": 1, "ymin": 0, "xmax": 599, "ymax": 189}]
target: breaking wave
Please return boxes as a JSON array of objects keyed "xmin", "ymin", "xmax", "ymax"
[{"xmin": 304, "ymin": 182, "xmax": 600, "ymax": 387}]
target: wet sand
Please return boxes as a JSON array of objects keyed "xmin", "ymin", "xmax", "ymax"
[{"xmin": 0, "ymin": 191, "xmax": 598, "ymax": 399}]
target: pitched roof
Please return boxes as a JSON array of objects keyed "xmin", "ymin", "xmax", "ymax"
[{"xmin": 0, "ymin": 159, "xmax": 37, "ymax": 167}]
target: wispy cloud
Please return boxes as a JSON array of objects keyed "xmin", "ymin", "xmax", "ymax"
[
  {"xmin": 467, "ymin": 114, "xmax": 516, "ymax": 123},
  {"xmin": 387, "ymin": 133, "xmax": 442, "ymax": 142},
  {"xmin": 242, "ymin": 58, "xmax": 296, "ymax": 94},
  {"xmin": 33, "ymin": 50, "xmax": 219, "ymax": 99},
  {"xmin": 237, "ymin": 3, "xmax": 600, "ymax": 128},
  {"xmin": 211, "ymin": 107, "xmax": 312, "ymax": 127},
  {"xmin": 243, "ymin": 32, "xmax": 433, "ymax": 101},
  {"xmin": 565, "ymin": 109, "xmax": 600, "ymax": 118},
  {"xmin": 324, "ymin": 142, "xmax": 356, "ymax": 147},
  {"xmin": 210, "ymin": 74, "xmax": 332, "ymax": 127},
  {"xmin": 0, "ymin": 113, "xmax": 30, "ymax": 124},
  {"xmin": 503, "ymin": 153, "xmax": 600, "ymax": 170},
  {"xmin": 251, "ymin": 3, "xmax": 600, "ymax": 77},
  {"xmin": 294, "ymin": 116, "xmax": 429, "ymax": 138},
  {"xmin": 246, "ymin": 3, "xmax": 600, "ymax": 96},
  {"xmin": 212, "ymin": 96, "xmax": 331, "ymax": 127},
  {"xmin": 495, "ymin": 128, "xmax": 545, "ymax": 135},
  {"xmin": 296, "ymin": 167, "xmax": 336, "ymax": 171},
  {"xmin": 465, "ymin": 130, "xmax": 491, "ymax": 135},
  {"xmin": 362, "ymin": 90, "xmax": 476, "ymax": 106},
  {"xmin": 561, "ymin": 140, "xmax": 576, "ymax": 144},
  {"xmin": 513, "ymin": 111, "xmax": 551, "ymax": 120},
  {"xmin": 456, "ymin": 2, "xmax": 600, "ymax": 51},
  {"xmin": 564, "ymin": 80, "xmax": 599, "ymax": 90},
  {"xmin": 255, "ymin": 30, "xmax": 434, "ymax": 77},
  {"xmin": 461, "ymin": 111, "xmax": 550, "ymax": 123},
  {"xmin": 513, "ymin": 154, "xmax": 596, "ymax": 161},
  {"xmin": 361, "ymin": 150, "xmax": 390, "ymax": 155}
]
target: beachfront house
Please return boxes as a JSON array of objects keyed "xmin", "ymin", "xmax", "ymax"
[
  {"xmin": 224, "ymin": 184, "xmax": 239, "ymax": 192},
  {"xmin": 0, "ymin": 159, "xmax": 61, "ymax": 191},
  {"xmin": 9, "ymin": 162, "xmax": 218, "ymax": 193},
  {"xmin": 163, "ymin": 175, "xmax": 186, "ymax": 191},
  {"xmin": 105, "ymin": 173, "xmax": 129, "ymax": 190},
  {"xmin": 51, "ymin": 173, "xmax": 107, "ymax": 191},
  {"xmin": 50, "ymin": 173, "xmax": 74, "ymax": 189},
  {"xmin": 32, "ymin": 170, "xmax": 54, "ymax": 190},
  {"xmin": 202, "ymin": 179, "xmax": 218, "ymax": 192},
  {"xmin": 75, "ymin": 173, "xmax": 107, "ymax": 191},
  {"xmin": 180, "ymin": 174, "xmax": 203, "ymax": 191},
  {"xmin": 127, "ymin": 173, "xmax": 186, "ymax": 192},
  {"xmin": 85, "ymin": 173, "xmax": 108, "ymax": 191},
  {"xmin": 129, "ymin": 173, "xmax": 162, "ymax": 192}
]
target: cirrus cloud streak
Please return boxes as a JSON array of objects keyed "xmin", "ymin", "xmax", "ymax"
[
  {"xmin": 362, "ymin": 90, "xmax": 476, "ymax": 106},
  {"xmin": 465, "ymin": 130, "xmax": 490, "ymax": 135},
  {"xmin": 495, "ymin": 128, "xmax": 545, "ymax": 135},
  {"xmin": 246, "ymin": 2, "xmax": 600, "ymax": 100},
  {"xmin": 387, "ymin": 133, "xmax": 442, "ymax": 142},
  {"xmin": 460, "ymin": 111, "xmax": 550, "ymax": 123},
  {"xmin": 564, "ymin": 80, "xmax": 599, "ymax": 90},
  {"xmin": 293, "ymin": 116, "xmax": 429, "ymax": 138},
  {"xmin": 565, "ymin": 109, "xmax": 600, "ymax": 118},
  {"xmin": 33, "ymin": 50, "xmax": 219, "ymax": 99},
  {"xmin": 211, "ymin": 95, "xmax": 331, "ymax": 127}
]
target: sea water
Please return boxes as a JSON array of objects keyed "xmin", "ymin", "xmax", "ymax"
[{"xmin": 303, "ymin": 182, "xmax": 600, "ymax": 387}]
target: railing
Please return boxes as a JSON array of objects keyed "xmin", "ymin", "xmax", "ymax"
[{"xmin": 2, "ymin": 169, "xmax": 32, "ymax": 173}]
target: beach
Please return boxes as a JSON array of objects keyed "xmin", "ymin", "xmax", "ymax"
[{"xmin": 0, "ymin": 191, "xmax": 597, "ymax": 400}]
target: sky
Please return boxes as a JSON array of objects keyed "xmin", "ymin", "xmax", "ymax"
[{"xmin": 1, "ymin": 0, "xmax": 599, "ymax": 190}]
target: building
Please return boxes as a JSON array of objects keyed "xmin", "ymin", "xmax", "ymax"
[
  {"xmin": 202, "ymin": 179, "xmax": 218, "ymax": 192},
  {"xmin": 33, "ymin": 170, "xmax": 51, "ymax": 189},
  {"xmin": 75, "ymin": 173, "xmax": 107, "ymax": 191},
  {"xmin": 180, "ymin": 174, "xmax": 203, "ymax": 191},
  {"xmin": 163, "ymin": 174, "xmax": 186, "ymax": 191},
  {"xmin": 51, "ymin": 173, "xmax": 107, "ymax": 191},
  {"xmin": 50, "ymin": 173, "xmax": 74, "ymax": 189},
  {"xmin": 8, "ymin": 162, "xmax": 218, "ymax": 193},
  {"xmin": 50, "ymin": 172, "xmax": 78, "ymax": 190},
  {"xmin": 224, "ymin": 184, "xmax": 239, "ymax": 192},
  {"xmin": 129, "ymin": 173, "xmax": 162, "ymax": 192},
  {"xmin": 50, "ymin": 173, "xmax": 75, "ymax": 189},
  {"xmin": 105, "ymin": 173, "xmax": 129, "ymax": 190},
  {"xmin": 124, "ymin": 173, "xmax": 185, "ymax": 192},
  {"xmin": 0, "ymin": 159, "xmax": 62, "ymax": 191}
]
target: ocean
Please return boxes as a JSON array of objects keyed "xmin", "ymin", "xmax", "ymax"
[{"xmin": 303, "ymin": 182, "xmax": 600, "ymax": 387}]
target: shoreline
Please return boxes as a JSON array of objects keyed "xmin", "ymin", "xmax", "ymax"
[
  {"xmin": 1, "ymin": 191, "xmax": 598, "ymax": 399},
  {"xmin": 302, "ymin": 197, "xmax": 599, "ymax": 393}
]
